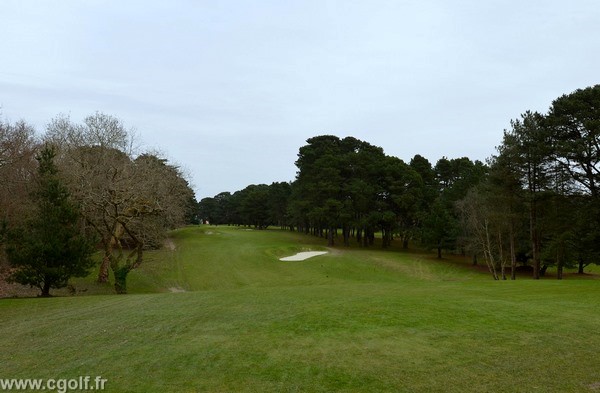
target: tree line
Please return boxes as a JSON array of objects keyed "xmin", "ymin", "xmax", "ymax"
[
  {"xmin": 0, "ymin": 112, "xmax": 197, "ymax": 296},
  {"xmin": 199, "ymin": 138, "xmax": 486, "ymax": 254},
  {"xmin": 1, "ymin": 85, "xmax": 598, "ymax": 292},
  {"xmin": 199, "ymin": 85, "xmax": 600, "ymax": 280},
  {"xmin": 462, "ymin": 85, "xmax": 600, "ymax": 280}
]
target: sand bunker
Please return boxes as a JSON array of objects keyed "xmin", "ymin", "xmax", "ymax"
[{"xmin": 279, "ymin": 251, "xmax": 328, "ymax": 261}]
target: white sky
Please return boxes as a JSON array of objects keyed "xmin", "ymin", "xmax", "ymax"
[{"xmin": 1, "ymin": 1, "xmax": 599, "ymax": 199}]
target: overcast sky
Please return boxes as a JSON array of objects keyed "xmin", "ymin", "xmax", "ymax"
[{"xmin": 1, "ymin": 1, "xmax": 599, "ymax": 199}]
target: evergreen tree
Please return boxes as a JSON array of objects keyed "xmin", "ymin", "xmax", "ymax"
[
  {"xmin": 6, "ymin": 146, "xmax": 95, "ymax": 297},
  {"xmin": 499, "ymin": 111, "xmax": 553, "ymax": 279}
]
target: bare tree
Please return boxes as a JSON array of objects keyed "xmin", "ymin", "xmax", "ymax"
[
  {"xmin": 0, "ymin": 119, "xmax": 38, "ymax": 269},
  {"xmin": 457, "ymin": 189, "xmax": 500, "ymax": 280},
  {"xmin": 45, "ymin": 112, "xmax": 137, "ymax": 154},
  {"xmin": 44, "ymin": 112, "xmax": 195, "ymax": 293},
  {"xmin": 0, "ymin": 119, "xmax": 38, "ymax": 222}
]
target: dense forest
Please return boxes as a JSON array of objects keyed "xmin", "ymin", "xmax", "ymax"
[{"xmin": 198, "ymin": 85, "xmax": 600, "ymax": 280}]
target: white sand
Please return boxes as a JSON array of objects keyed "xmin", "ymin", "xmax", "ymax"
[{"xmin": 279, "ymin": 251, "xmax": 328, "ymax": 261}]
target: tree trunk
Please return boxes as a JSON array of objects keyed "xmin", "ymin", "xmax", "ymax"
[
  {"xmin": 97, "ymin": 254, "xmax": 110, "ymax": 283},
  {"xmin": 530, "ymin": 200, "xmax": 541, "ymax": 280},
  {"xmin": 327, "ymin": 227, "xmax": 334, "ymax": 247},
  {"xmin": 437, "ymin": 244, "xmax": 442, "ymax": 259},
  {"xmin": 402, "ymin": 237, "xmax": 409, "ymax": 249},
  {"xmin": 485, "ymin": 252, "xmax": 500, "ymax": 280},
  {"xmin": 99, "ymin": 226, "xmax": 123, "ymax": 283},
  {"xmin": 113, "ymin": 268, "xmax": 128, "ymax": 294},
  {"xmin": 557, "ymin": 253, "xmax": 563, "ymax": 280},
  {"xmin": 532, "ymin": 238, "xmax": 540, "ymax": 279},
  {"xmin": 472, "ymin": 254, "xmax": 478, "ymax": 266},
  {"xmin": 497, "ymin": 231, "xmax": 504, "ymax": 280},
  {"xmin": 40, "ymin": 281, "xmax": 51, "ymax": 297},
  {"xmin": 382, "ymin": 228, "xmax": 391, "ymax": 248},
  {"xmin": 483, "ymin": 219, "xmax": 499, "ymax": 280},
  {"xmin": 510, "ymin": 226, "xmax": 516, "ymax": 280},
  {"xmin": 578, "ymin": 259, "xmax": 585, "ymax": 274}
]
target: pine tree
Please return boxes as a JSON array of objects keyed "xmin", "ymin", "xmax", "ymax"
[{"xmin": 6, "ymin": 145, "xmax": 95, "ymax": 297}]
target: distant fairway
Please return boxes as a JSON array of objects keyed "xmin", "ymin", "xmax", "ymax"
[
  {"xmin": 2, "ymin": 226, "xmax": 600, "ymax": 392},
  {"xmin": 129, "ymin": 226, "xmax": 485, "ymax": 293}
]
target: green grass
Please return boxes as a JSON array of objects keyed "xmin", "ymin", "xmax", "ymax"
[{"xmin": 2, "ymin": 226, "xmax": 600, "ymax": 392}]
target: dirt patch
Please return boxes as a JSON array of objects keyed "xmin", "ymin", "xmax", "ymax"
[
  {"xmin": 588, "ymin": 382, "xmax": 600, "ymax": 391},
  {"xmin": 164, "ymin": 238, "xmax": 176, "ymax": 251},
  {"xmin": 168, "ymin": 287, "xmax": 186, "ymax": 293}
]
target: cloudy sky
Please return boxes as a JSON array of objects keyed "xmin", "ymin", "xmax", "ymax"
[{"xmin": 1, "ymin": 1, "xmax": 599, "ymax": 199}]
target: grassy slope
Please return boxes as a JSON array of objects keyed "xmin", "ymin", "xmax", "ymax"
[{"xmin": 1, "ymin": 226, "xmax": 600, "ymax": 392}]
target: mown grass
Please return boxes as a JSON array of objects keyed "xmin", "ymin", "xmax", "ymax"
[{"xmin": 1, "ymin": 226, "xmax": 599, "ymax": 392}]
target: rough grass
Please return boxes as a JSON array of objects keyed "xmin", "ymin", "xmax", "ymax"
[{"xmin": 1, "ymin": 226, "xmax": 600, "ymax": 392}]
